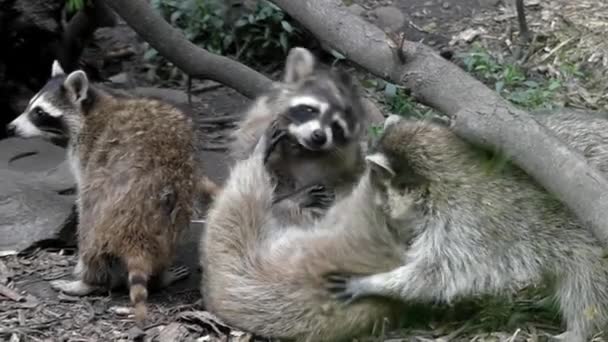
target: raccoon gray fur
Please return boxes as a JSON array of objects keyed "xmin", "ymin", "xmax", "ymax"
[
  {"xmin": 201, "ymin": 130, "xmax": 406, "ymax": 342},
  {"xmin": 7, "ymin": 61, "xmax": 197, "ymax": 325},
  {"xmin": 229, "ymin": 47, "xmax": 369, "ymax": 223},
  {"xmin": 327, "ymin": 112, "xmax": 608, "ymax": 341}
]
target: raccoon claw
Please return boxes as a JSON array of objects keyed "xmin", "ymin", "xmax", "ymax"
[
  {"xmin": 301, "ymin": 184, "xmax": 335, "ymax": 209},
  {"xmin": 160, "ymin": 265, "xmax": 191, "ymax": 287},
  {"xmin": 324, "ymin": 273, "xmax": 361, "ymax": 304}
]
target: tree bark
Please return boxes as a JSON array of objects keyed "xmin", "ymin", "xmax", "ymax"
[
  {"xmin": 272, "ymin": 0, "xmax": 608, "ymax": 245},
  {"xmin": 101, "ymin": 0, "xmax": 272, "ymax": 99}
]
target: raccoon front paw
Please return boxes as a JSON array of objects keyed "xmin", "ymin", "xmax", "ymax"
[
  {"xmin": 159, "ymin": 265, "xmax": 191, "ymax": 288},
  {"xmin": 301, "ymin": 184, "xmax": 335, "ymax": 210},
  {"xmin": 263, "ymin": 119, "xmax": 288, "ymax": 164},
  {"xmin": 324, "ymin": 272, "xmax": 366, "ymax": 304},
  {"xmin": 50, "ymin": 279, "xmax": 98, "ymax": 296}
]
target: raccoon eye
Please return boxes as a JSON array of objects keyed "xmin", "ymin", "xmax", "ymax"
[
  {"xmin": 300, "ymin": 105, "xmax": 318, "ymax": 113},
  {"xmin": 288, "ymin": 105, "xmax": 319, "ymax": 122},
  {"xmin": 33, "ymin": 107, "xmax": 47, "ymax": 118}
]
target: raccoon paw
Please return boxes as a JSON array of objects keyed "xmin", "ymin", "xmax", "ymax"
[
  {"xmin": 50, "ymin": 279, "xmax": 98, "ymax": 296},
  {"xmin": 159, "ymin": 265, "xmax": 191, "ymax": 288},
  {"xmin": 263, "ymin": 119, "xmax": 288, "ymax": 164},
  {"xmin": 301, "ymin": 184, "xmax": 335, "ymax": 209},
  {"xmin": 324, "ymin": 272, "xmax": 365, "ymax": 304}
]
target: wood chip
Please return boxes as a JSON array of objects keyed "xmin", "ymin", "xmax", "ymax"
[
  {"xmin": 0, "ymin": 284, "xmax": 24, "ymax": 302},
  {"xmin": 158, "ymin": 323, "xmax": 189, "ymax": 342}
]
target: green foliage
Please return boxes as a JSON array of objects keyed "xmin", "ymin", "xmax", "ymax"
[
  {"xmin": 459, "ymin": 44, "xmax": 562, "ymax": 110},
  {"xmin": 66, "ymin": 0, "xmax": 87, "ymax": 13},
  {"xmin": 368, "ymin": 123, "xmax": 384, "ymax": 138},
  {"xmin": 151, "ymin": 0, "xmax": 305, "ymax": 66}
]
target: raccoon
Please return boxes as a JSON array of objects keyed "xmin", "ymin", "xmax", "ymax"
[
  {"xmin": 201, "ymin": 130, "xmax": 405, "ymax": 342},
  {"xmin": 6, "ymin": 61, "xmax": 196, "ymax": 325},
  {"xmin": 327, "ymin": 113, "xmax": 608, "ymax": 341},
  {"xmin": 229, "ymin": 47, "xmax": 369, "ymax": 222}
]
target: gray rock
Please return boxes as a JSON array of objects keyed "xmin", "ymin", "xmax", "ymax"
[
  {"xmin": 370, "ymin": 6, "xmax": 405, "ymax": 31},
  {"xmin": 346, "ymin": 3, "xmax": 366, "ymax": 17},
  {"xmin": 0, "ymin": 137, "xmax": 74, "ymax": 255}
]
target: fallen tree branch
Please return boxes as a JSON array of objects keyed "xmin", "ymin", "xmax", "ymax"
[
  {"xmin": 101, "ymin": 0, "xmax": 272, "ymax": 99},
  {"xmin": 272, "ymin": 0, "xmax": 608, "ymax": 245},
  {"xmin": 101, "ymin": 0, "xmax": 386, "ymax": 127}
]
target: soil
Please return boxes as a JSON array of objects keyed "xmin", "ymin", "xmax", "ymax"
[{"xmin": 1, "ymin": 0, "xmax": 598, "ymax": 341}]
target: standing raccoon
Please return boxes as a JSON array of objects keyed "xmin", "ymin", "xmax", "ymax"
[
  {"xmin": 230, "ymin": 47, "xmax": 369, "ymax": 221},
  {"xmin": 7, "ymin": 61, "xmax": 196, "ymax": 324},
  {"xmin": 201, "ymin": 129, "xmax": 406, "ymax": 341},
  {"xmin": 327, "ymin": 113, "xmax": 608, "ymax": 341}
]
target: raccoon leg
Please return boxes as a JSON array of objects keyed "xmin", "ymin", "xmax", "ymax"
[
  {"xmin": 51, "ymin": 256, "xmax": 108, "ymax": 296},
  {"xmin": 555, "ymin": 263, "xmax": 608, "ymax": 342},
  {"xmin": 50, "ymin": 279, "xmax": 100, "ymax": 296},
  {"xmin": 325, "ymin": 262, "xmax": 446, "ymax": 304}
]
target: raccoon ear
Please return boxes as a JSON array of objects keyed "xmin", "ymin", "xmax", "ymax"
[
  {"xmin": 51, "ymin": 60, "xmax": 65, "ymax": 77},
  {"xmin": 365, "ymin": 152, "xmax": 396, "ymax": 179},
  {"xmin": 64, "ymin": 70, "xmax": 89, "ymax": 103},
  {"xmin": 283, "ymin": 47, "xmax": 315, "ymax": 83}
]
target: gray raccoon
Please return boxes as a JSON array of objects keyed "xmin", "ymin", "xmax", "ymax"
[
  {"xmin": 327, "ymin": 113, "xmax": 608, "ymax": 341},
  {"xmin": 6, "ymin": 61, "xmax": 198, "ymax": 325},
  {"xmin": 229, "ymin": 47, "xmax": 369, "ymax": 223},
  {"xmin": 201, "ymin": 131, "xmax": 406, "ymax": 342}
]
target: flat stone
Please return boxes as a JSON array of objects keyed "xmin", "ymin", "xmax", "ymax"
[{"xmin": 0, "ymin": 137, "xmax": 74, "ymax": 254}]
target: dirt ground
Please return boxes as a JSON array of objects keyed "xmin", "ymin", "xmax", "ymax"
[{"xmin": 3, "ymin": 0, "xmax": 608, "ymax": 341}]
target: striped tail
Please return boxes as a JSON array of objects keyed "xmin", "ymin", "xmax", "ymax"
[{"xmin": 127, "ymin": 262, "xmax": 150, "ymax": 325}]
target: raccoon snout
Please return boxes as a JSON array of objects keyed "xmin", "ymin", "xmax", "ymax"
[
  {"xmin": 310, "ymin": 129, "xmax": 327, "ymax": 146},
  {"xmin": 6, "ymin": 123, "xmax": 16, "ymax": 137}
]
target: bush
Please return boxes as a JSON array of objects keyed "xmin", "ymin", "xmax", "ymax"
[{"xmin": 150, "ymin": 0, "xmax": 308, "ymax": 67}]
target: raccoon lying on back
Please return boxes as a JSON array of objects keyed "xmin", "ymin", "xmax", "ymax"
[
  {"xmin": 327, "ymin": 112, "xmax": 608, "ymax": 341},
  {"xmin": 230, "ymin": 47, "xmax": 368, "ymax": 221},
  {"xmin": 202, "ymin": 127, "xmax": 406, "ymax": 341},
  {"xmin": 6, "ymin": 61, "xmax": 197, "ymax": 324}
]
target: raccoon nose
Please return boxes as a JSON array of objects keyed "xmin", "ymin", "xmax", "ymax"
[
  {"xmin": 311, "ymin": 129, "xmax": 327, "ymax": 145},
  {"xmin": 6, "ymin": 124, "xmax": 16, "ymax": 137}
]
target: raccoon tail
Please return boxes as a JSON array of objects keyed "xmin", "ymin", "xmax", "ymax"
[{"xmin": 125, "ymin": 257, "xmax": 151, "ymax": 325}]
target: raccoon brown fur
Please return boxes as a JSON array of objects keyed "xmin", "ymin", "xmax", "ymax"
[{"xmin": 8, "ymin": 61, "xmax": 198, "ymax": 325}]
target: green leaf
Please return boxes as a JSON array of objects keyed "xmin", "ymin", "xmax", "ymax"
[
  {"xmin": 235, "ymin": 18, "xmax": 248, "ymax": 27},
  {"xmin": 222, "ymin": 34, "xmax": 234, "ymax": 49},
  {"xmin": 170, "ymin": 11, "xmax": 182, "ymax": 24},
  {"xmin": 281, "ymin": 20, "xmax": 293, "ymax": 33},
  {"xmin": 329, "ymin": 49, "xmax": 346, "ymax": 60},
  {"xmin": 548, "ymin": 80, "xmax": 561, "ymax": 91},
  {"xmin": 384, "ymin": 83, "xmax": 397, "ymax": 98},
  {"xmin": 143, "ymin": 48, "xmax": 158, "ymax": 61},
  {"xmin": 495, "ymin": 80, "xmax": 505, "ymax": 94}
]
